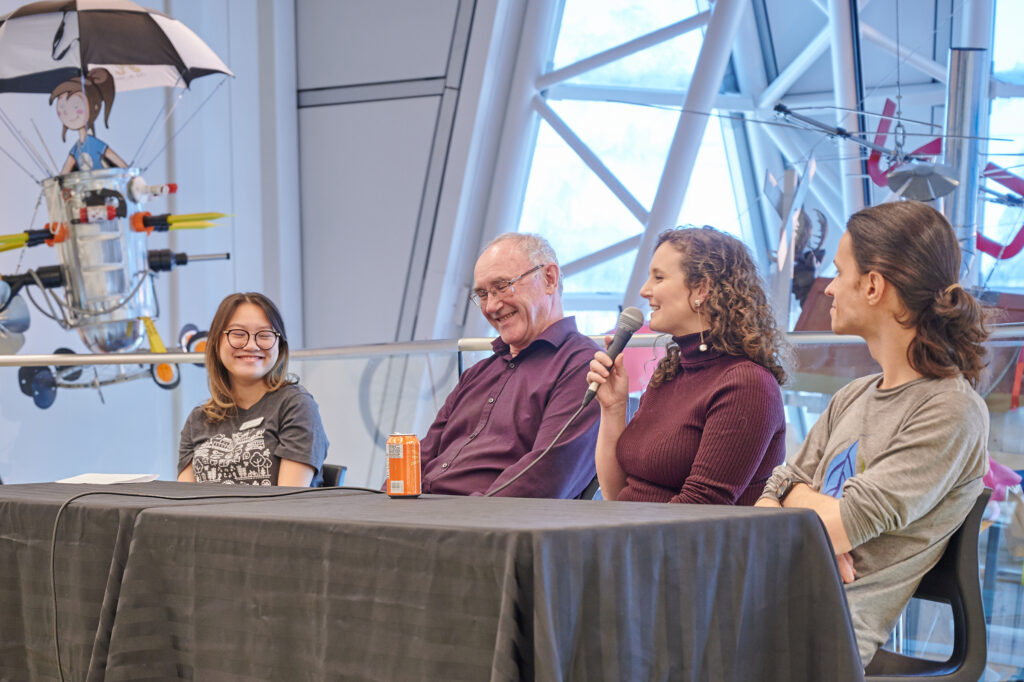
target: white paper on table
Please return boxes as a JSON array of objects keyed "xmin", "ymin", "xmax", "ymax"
[{"xmin": 56, "ymin": 473, "xmax": 160, "ymax": 484}]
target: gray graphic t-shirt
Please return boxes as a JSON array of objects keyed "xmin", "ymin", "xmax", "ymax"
[{"xmin": 178, "ymin": 384, "xmax": 328, "ymax": 486}]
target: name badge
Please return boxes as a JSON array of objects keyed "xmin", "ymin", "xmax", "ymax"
[{"xmin": 239, "ymin": 416, "xmax": 265, "ymax": 430}]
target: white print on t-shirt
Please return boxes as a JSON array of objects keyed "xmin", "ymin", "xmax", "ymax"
[{"xmin": 192, "ymin": 427, "xmax": 274, "ymax": 486}]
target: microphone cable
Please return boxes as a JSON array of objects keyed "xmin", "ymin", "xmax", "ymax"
[
  {"xmin": 484, "ymin": 306, "xmax": 642, "ymax": 498},
  {"xmin": 483, "ymin": 400, "xmax": 588, "ymax": 497}
]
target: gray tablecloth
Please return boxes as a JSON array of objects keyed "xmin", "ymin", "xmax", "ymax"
[{"xmin": 0, "ymin": 482, "xmax": 863, "ymax": 681}]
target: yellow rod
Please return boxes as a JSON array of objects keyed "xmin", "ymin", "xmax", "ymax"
[{"xmin": 166, "ymin": 212, "xmax": 229, "ymax": 223}]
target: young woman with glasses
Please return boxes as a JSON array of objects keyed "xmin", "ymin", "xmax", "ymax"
[
  {"xmin": 586, "ymin": 226, "xmax": 791, "ymax": 505},
  {"xmin": 177, "ymin": 292, "xmax": 328, "ymax": 486}
]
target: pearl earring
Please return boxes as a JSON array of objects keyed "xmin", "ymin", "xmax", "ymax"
[{"xmin": 695, "ymin": 299, "xmax": 708, "ymax": 352}]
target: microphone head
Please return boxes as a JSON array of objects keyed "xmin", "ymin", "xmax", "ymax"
[{"xmin": 617, "ymin": 306, "xmax": 644, "ymax": 332}]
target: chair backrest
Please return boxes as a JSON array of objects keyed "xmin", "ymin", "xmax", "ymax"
[
  {"xmin": 864, "ymin": 487, "xmax": 991, "ymax": 681},
  {"xmin": 321, "ymin": 464, "xmax": 347, "ymax": 487},
  {"xmin": 577, "ymin": 475, "xmax": 601, "ymax": 500}
]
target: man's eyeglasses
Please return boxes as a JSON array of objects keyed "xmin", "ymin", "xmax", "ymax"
[
  {"xmin": 224, "ymin": 329, "xmax": 281, "ymax": 350},
  {"xmin": 470, "ymin": 264, "xmax": 545, "ymax": 306}
]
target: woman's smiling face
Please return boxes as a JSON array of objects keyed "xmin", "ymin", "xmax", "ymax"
[
  {"xmin": 218, "ymin": 303, "xmax": 280, "ymax": 388},
  {"xmin": 640, "ymin": 242, "xmax": 704, "ymax": 337}
]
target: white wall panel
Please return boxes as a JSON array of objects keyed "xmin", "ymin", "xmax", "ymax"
[
  {"xmin": 299, "ymin": 97, "xmax": 441, "ymax": 347},
  {"xmin": 296, "ymin": 0, "xmax": 460, "ymax": 89}
]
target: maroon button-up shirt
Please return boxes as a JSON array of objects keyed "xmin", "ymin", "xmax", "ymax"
[{"xmin": 420, "ymin": 317, "xmax": 600, "ymax": 497}]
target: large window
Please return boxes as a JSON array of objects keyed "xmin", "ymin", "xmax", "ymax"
[
  {"xmin": 516, "ymin": 1, "xmax": 756, "ymax": 333},
  {"xmin": 980, "ymin": 0, "xmax": 1024, "ymax": 291}
]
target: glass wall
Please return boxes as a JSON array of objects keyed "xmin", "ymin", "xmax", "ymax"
[
  {"xmin": 515, "ymin": 1, "xmax": 757, "ymax": 335},
  {"xmin": 980, "ymin": 0, "xmax": 1024, "ymax": 291}
]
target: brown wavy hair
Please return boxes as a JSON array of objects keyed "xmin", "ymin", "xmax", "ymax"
[
  {"xmin": 649, "ymin": 226, "xmax": 791, "ymax": 387},
  {"xmin": 202, "ymin": 292, "xmax": 294, "ymax": 422},
  {"xmin": 49, "ymin": 68, "xmax": 116, "ymax": 141},
  {"xmin": 845, "ymin": 201, "xmax": 991, "ymax": 387}
]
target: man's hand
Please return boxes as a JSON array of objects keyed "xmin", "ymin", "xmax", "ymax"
[{"xmin": 837, "ymin": 552, "xmax": 856, "ymax": 584}]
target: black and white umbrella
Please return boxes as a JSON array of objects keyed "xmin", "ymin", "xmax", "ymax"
[{"xmin": 0, "ymin": 0, "xmax": 233, "ymax": 94}]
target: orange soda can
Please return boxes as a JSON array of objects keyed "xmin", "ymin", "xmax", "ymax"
[{"xmin": 386, "ymin": 433, "xmax": 421, "ymax": 498}]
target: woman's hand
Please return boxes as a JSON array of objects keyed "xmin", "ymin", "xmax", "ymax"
[
  {"xmin": 586, "ymin": 338, "xmax": 630, "ymax": 411},
  {"xmin": 836, "ymin": 552, "xmax": 856, "ymax": 584}
]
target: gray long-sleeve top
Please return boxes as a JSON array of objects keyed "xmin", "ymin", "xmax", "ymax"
[{"xmin": 761, "ymin": 373, "xmax": 988, "ymax": 665}]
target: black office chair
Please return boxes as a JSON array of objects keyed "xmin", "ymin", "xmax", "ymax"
[
  {"xmin": 864, "ymin": 488, "xmax": 992, "ymax": 681},
  {"xmin": 577, "ymin": 475, "xmax": 601, "ymax": 500},
  {"xmin": 321, "ymin": 464, "xmax": 347, "ymax": 487}
]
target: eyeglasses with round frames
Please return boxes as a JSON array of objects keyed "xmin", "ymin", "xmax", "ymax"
[
  {"xmin": 223, "ymin": 329, "xmax": 281, "ymax": 350},
  {"xmin": 470, "ymin": 264, "xmax": 546, "ymax": 307}
]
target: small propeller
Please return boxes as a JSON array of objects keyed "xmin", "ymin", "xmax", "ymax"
[{"xmin": 18, "ymin": 366, "xmax": 57, "ymax": 409}]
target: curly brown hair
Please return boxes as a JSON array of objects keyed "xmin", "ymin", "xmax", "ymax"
[{"xmin": 648, "ymin": 226, "xmax": 791, "ymax": 387}]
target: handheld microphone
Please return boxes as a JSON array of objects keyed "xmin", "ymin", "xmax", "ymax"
[{"xmin": 582, "ymin": 306, "xmax": 644, "ymax": 408}]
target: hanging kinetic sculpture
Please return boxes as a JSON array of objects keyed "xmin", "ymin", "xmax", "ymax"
[{"xmin": 0, "ymin": 1, "xmax": 234, "ymax": 408}]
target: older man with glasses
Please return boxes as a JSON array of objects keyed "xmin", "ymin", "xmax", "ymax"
[{"xmin": 418, "ymin": 232, "xmax": 600, "ymax": 498}]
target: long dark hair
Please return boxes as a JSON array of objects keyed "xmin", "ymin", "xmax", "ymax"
[
  {"xmin": 649, "ymin": 226, "xmax": 790, "ymax": 387},
  {"xmin": 202, "ymin": 292, "xmax": 294, "ymax": 422},
  {"xmin": 845, "ymin": 201, "xmax": 991, "ymax": 387}
]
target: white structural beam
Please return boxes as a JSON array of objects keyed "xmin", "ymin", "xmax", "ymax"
[
  {"xmin": 761, "ymin": 123, "xmax": 846, "ymax": 230},
  {"xmin": 759, "ymin": 0, "xmax": 871, "ymax": 111},
  {"xmin": 827, "ymin": 0, "xmax": 868, "ymax": 218},
  {"xmin": 532, "ymin": 96, "xmax": 650, "ymax": 224},
  {"xmin": 544, "ymin": 83, "xmax": 753, "ymax": 111},
  {"xmin": 482, "ymin": 0, "xmax": 561, "ymax": 241},
  {"xmin": 784, "ymin": 82, "xmax": 947, "ymax": 109},
  {"xmin": 994, "ymin": 80, "xmax": 1024, "ymax": 98},
  {"xmin": 562, "ymin": 234, "xmax": 643, "ymax": 276},
  {"xmin": 536, "ymin": 11, "xmax": 710, "ymax": 90},
  {"xmin": 756, "ymin": 27, "xmax": 831, "ymax": 111},
  {"xmin": 623, "ymin": 0, "xmax": 748, "ymax": 309},
  {"xmin": 860, "ymin": 23, "xmax": 946, "ymax": 82},
  {"xmin": 729, "ymin": 6, "xmax": 784, "ymax": 261},
  {"xmin": 961, "ymin": 0, "xmax": 996, "ymax": 53}
]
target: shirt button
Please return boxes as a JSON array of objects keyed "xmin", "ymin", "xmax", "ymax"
[
  {"xmin": 508, "ymin": 362, "xmax": 516, "ymax": 369},
  {"xmin": 488, "ymin": 397, "xmax": 495, "ymax": 403},
  {"xmin": 441, "ymin": 463, "xmax": 449, "ymax": 469}
]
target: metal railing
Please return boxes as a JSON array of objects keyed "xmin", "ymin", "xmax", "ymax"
[{"xmin": 0, "ymin": 323, "xmax": 1021, "ymax": 367}]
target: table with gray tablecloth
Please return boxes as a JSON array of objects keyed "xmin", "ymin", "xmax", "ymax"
[{"xmin": 0, "ymin": 481, "xmax": 863, "ymax": 681}]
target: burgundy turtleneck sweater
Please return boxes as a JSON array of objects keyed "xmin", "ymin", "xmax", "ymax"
[{"xmin": 615, "ymin": 332, "xmax": 786, "ymax": 505}]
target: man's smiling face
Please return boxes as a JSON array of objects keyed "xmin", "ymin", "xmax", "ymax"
[{"xmin": 473, "ymin": 241, "xmax": 559, "ymax": 356}]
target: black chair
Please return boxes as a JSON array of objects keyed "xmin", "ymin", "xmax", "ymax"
[
  {"xmin": 864, "ymin": 488, "xmax": 992, "ymax": 681},
  {"xmin": 321, "ymin": 464, "xmax": 347, "ymax": 487},
  {"xmin": 577, "ymin": 475, "xmax": 601, "ymax": 500}
]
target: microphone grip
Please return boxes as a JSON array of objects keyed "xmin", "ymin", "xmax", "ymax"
[{"xmin": 582, "ymin": 329, "xmax": 632, "ymax": 408}]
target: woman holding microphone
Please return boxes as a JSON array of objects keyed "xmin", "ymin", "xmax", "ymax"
[{"xmin": 587, "ymin": 226, "xmax": 790, "ymax": 504}]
